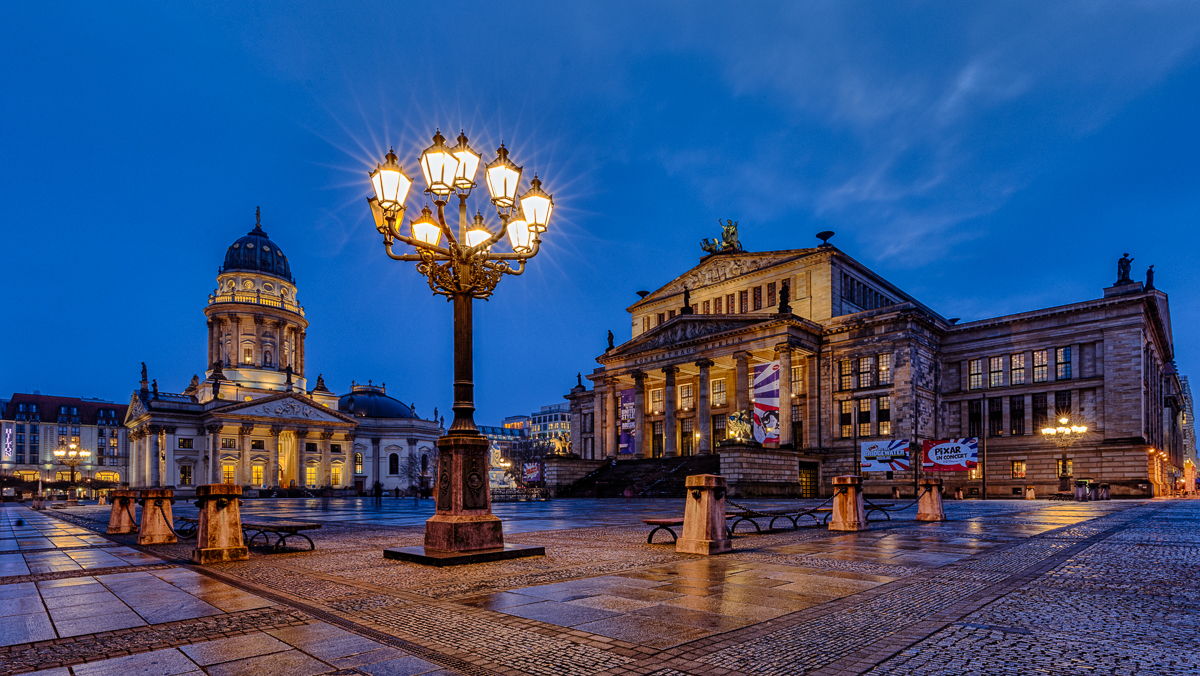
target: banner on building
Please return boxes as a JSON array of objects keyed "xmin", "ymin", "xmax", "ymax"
[
  {"xmin": 619, "ymin": 388, "xmax": 636, "ymax": 454},
  {"xmin": 1, "ymin": 424, "xmax": 12, "ymax": 462},
  {"xmin": 522, "ymin": 462, "xmax": 543, "ymax": 482},
  {"xmin": 861, "ymin": 440, "xmax": 910, "ymax": 472},
  {"xmin": 751, "ymin": 361, "xmax": 781, "ymax": 444},
  {"xmin": 922, "ymin": 439, "xmax": 979, "ymax": 472}
]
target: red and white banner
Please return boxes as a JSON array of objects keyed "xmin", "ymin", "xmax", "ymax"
[{"xmin": 922, "ymin": 439, "xmax": 979, "ymax": 472}]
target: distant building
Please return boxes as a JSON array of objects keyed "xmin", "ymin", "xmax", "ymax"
[
  {"xmin": 1182, "ymin": 377, "xmax": 1196, "ymax": 492},
  {"xmin": 531, "ymin": 403, "xmax": 571, "ymax": 440},
  {"xmin": 123, "ymin": 211, "xmax": 443, "ymax": 495},
  {"xmin": 502, "ymin": 414, "xmax": 531, "ymax": 433},
  {"xmin": 565, "ymin": 228, "xmax": 1185, "ymax": 497},
  {"xmin": 1, "ymin": 393, "xmax": 129, "ymax": 486}
]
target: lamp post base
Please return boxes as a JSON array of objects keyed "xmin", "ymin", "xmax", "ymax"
[
  {"xmin": 422, "ymin": 433, "xmax": 506, "ymax": 553},
  {"xmin": 424, "ymin": 514, "xmax": 504, "ymax": 551}
]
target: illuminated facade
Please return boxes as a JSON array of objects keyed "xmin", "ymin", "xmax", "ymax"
[
  {"xmin": 1, "ymin": 394, "xmax": 129, "ymax": 485},
  {"xmin": 123, "ymin": 212, "xmax": 442, "ymax": 495}
]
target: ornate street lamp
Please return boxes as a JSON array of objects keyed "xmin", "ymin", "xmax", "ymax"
[
  {"xmin": 368, "ymin": 130, "xmax": 551, "ymax": 561},
  {"xmin": 53, "ymin": 443, "xmax": 91, "ymax": 496},
  {"xmin": 1041, "ymin": 416, "xmax": 1087, "ymax": 492}
]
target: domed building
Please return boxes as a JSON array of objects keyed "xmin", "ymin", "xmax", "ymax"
[{"xmin": 123, "ymin": 209, "xmax": 443, "ymax": 495}]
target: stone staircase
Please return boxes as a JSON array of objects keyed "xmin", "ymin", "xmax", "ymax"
[{"xmin": 558, "ymin": 455, "xmax": 721, "ymax": 499}]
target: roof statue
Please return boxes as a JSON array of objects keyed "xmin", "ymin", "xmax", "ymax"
[
  {"xmin": 778, "ymin": 279, "xmax": 792, "ymax": 314},
  {"xmin": 607, "ymin": 330, "xmax": 615, "ymax": 350},
  {"xmin": 701, "ymin": 219, "xmax": 743, "ymax": 254},
  {"xmin": 151, "ymin": 379, "xmax": 158, "ymax": 397},
  {"xmin": 1146, "ymin": 265, "xmax": 1155, "ymax": 291},
  {"xmin": 681, "ymin": 286, "xmax": 694, "ymax": 314},
  {"xmin": 140, "ymin": 362, "xmax": 148, "ymax": 383},
  {"xmin": 1117, "ymin": 253, "xmax": 1134, "ymax": 284}
]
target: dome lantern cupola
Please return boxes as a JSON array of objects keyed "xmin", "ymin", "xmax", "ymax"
[{"xmin": 220, "ymin": 207, "xmax": 294, "ymax": 282}]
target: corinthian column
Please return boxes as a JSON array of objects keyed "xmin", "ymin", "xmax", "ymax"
[
  {"xmin": 776, "ymin": 344, "xmax": 793, "ymax": 447},
  {"xmin": 663, "ymin": 366, "xmax": 678, "ymax": 457},
  {"xmin": 606, "ymin": 380, "xmax": 619, "ymax": 460},
  {"xmin": 734, "ymin": 351, "xmax": 751, "ymax": 414},
  {"xmin": 632, "ymin": 370, "xmax": 647, "ymax": 460},
  {"xmin": 695, "ymin": 358, "xmax": 714, "ymax": 454}
]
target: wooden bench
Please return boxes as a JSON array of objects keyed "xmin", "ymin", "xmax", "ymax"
[
  {"xmin": 1048, "ymin": 492, "xmax": 1075, "ymax": 501},
  {"xmin": 863, "ymin": 502, "xmax": 897, "ymax": 521},
  {"xmin": 644, "ymin": 518, "xmax": 685, "ymax": 544},
  {"xmin": 174, "ymin": 517, "xmax": 321, "ymax": 551},
  {"xmin": 727, "ymin": 508, "xmax": 828, "ymax": 534}
]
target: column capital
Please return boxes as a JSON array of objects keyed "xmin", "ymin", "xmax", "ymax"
[
  {"xmin": 296, "ymin": 428, "xmax": 310, "ymax": 438},
  {"xmin": 631, "ymin": 369, "xmax": 647, "ymax": 383},
  {"xmin": 268, "ymin": 427, "xmax": 282, "ymax": 437},
  {"xmin": 661, "ymin": 365, "xmax": 678, "ymax": 376},
  {"xmin": 774, "ymin": 342, "xmax": 794, "ymax": 356},
  {"xmin": 733, "ymin": 350, "xmax": 751, "ymax": 362},
  {"xmin": 205, "ymin": 424, "xmax": 222, "ymax": 434},
  {"xmin": 148, "ymin": 425, "xmax": 163, "ymax": 435},
  {"xmin": 239, "ymin": 425, "xmax": 254, "ymax": 436},
  {"xmin": 320, "ymin": 430, "xmax": 335, "ymax": 440},
  {"xmin": 694, "ymin": 358, "xmax": 715, "ymax": 370}
]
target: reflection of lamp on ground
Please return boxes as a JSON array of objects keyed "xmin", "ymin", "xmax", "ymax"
[
  {"xmin": 53, "ymin": 443, "xmax": 91, "ymax": 498},
  {"xmin": 1041, "ymin": 417, "xmax": 1087, "ymax": 492}
]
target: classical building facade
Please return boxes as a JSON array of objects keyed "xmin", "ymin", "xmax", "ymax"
[
  {"xmin": 566, "ymin": 230, "xmax": 1184, "ymax": 497},
  {"xmin": 123, "ymin": 212, "xmax": 443, "ymax": 495},
  {"xmin": 1, "ymin": 394, "xmax": 129, "ymax": 485}
]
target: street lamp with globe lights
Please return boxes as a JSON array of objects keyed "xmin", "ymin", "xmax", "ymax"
[
  {"xmin": 1041, "ymin": 416, "xmax": 1087, "ymax": 492},
  {"xmin": 53, "ymin": 443, "xmax": 91, "ymax": 497},
  {"xmin": 366, "ymin": 130, "xmax": 553, "ymax": 560}
]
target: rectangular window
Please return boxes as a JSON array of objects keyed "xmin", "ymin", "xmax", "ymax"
[
  {"xmin": 989, "ymin": 398, "xmax": 1003, "ymax": 437},
  {"xmin": 767, "ymin": 282, "xmax": 777, "ymax": 306},
  {"xmin": 331, "ymin": 444, "xmax": 341, "ymax": 453},
  {"xmin": 711, "ymin": 379, "xmax": 726, "ymax": 407},
  {"xmin": 1011, "ymin": 353, "xmax": 1026, "ymax": 385},
  {"xmin": 877, "ymin": 396, "xmax": 891, "ymax": 436},
  {"xmin": 643, "ymin": 316, "xmax": 649, "ymax": 332},
  {"xmin": 306, "ymin": 467, "xmax": 317, "ymax": 487},
  {"xmin": 840, "ymin": 400, "xmax": 853, "ymax": 438},
  {"xmin": 989, "ymin": 357, "xmax": 1003, "ymax": 388},
  {"xmin": 1033, "ymin": 393, "xmax": 1048, "ymax": 430},
  {"xmin": 739, "ymin": 290, "xmax": 749, "ymax": 313},
  {"xmin": 968, "ymin": 359, "xmax": 984, "ymax": 390},
  {"xmin": 1033, "ymin": 350, "xmax": 1048, "ymax": 383},
  {"xmin": 791, "ymin": 404, "xmax": 803, "ymax": 447},
  {"xmin": 222, "ymin": 465, "xmax": 235, "ymax": 484},
  {"xmin": 680, "ymin": 383, "xmax": 694, "ymax": 410},
  {"xmin": 858, "ymin": 357, "xmax": 874, "ymax": 388},
  {"xmin": 306, "ymin": 442, "xmax": 318, "ymax": 453},
  {"xmin": 331, "ymin": 467, "xmax": 342, "ymax": 485},
  {"xmin": 726, "ymin": 293, "xmax": 735, "ymax": 314},
  {"xmin": 243, "ymin": 347, "xmax": 252, "ymax": 364},
  {"xmin": 651, "ymin": 388, "xmax": 664, "ymax": 414},
  {"xmin": 1010, "ymin": 396, "xmax": 1025, "ymax": 435},
  {"xmin": 702, "ymin": 300, "xmax": 710, "ymax": 314},
  {"xmin": 968, "ymin": 400, "xmax": 982, "ymax": 437},
  {"xmin": 109, "ymin": 437, "xmax": 118, "ymax": 448},
  {"xmin": 668, "ymin": 309, "xmax": 675, "ymax": 319},
  {"xmin": 221, "ymin": 438, "xmax": 237, "ymax": 449},
  {"xmin": 252, "ymin": 465, "xmax": 264, "ymax": 485},
  {"xmin": 877, "ymin": 353, "xmax": 892, "ymax": 385},
  {"xmin": 839, "ymin": 360, "xmax": 853, "ymax": 391},
  {"xmin": 251, "ymin": 439, "xmax": 265, "ymax": 450},
  {"xmin": 753, "ymin": 286, "xmax": 762, "ymax": 311},
  {"xmin": 652, "ymin": 421, "xmax": 664, "ymax": 457},
  {"xmin": 657, "ymin": 313, "xmax": 665, "ymax": 326},
  {"xmin": 791, "ymin": 365, "xmax": 802, "ymax": 392},
  {"xmin": 714, "ymin": 296, "xmax": 723, "ymax": 314},
  {"xmin": 1011, "ymin": 461, "xmax": 1026, "ymax": 479},
  {"xmin": 858, "ymin": 400, "xmax": 871, "ymax": 437},
  {"xmin": 1055, "ymin": 391, "xmax": 1072, "ymax": 419},
  {"xmin": 178, "ymin": 438, "xmax": 193, "ymax": 449},
  {"xmin": 1056, "ymin": 347, "xmax": 1072, "ymax": 380},
  {"xmin": 681, "ymin": 418, "xmax": 694, "ymax": 455},
  {"xmin": 712, "ymin": 414, "xmax": 726, "ymax": 441},
  {"xmin": 179, "ymin": 465, "xmax": 193, "ymax": 485}
]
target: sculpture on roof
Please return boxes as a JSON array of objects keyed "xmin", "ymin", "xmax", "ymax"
[
  {"xmin": 151, "ymin": 379, "xmax": 158, "ymax": 397},
  {"xmin": 607, "ymin": 330, "xmax": 615, "ymax": 350},
  {"xmin": 1146, "ymin": 265, "xmax": 1155, "ymax": 291},
  {"xmin": 701, "ymin": 219, "xmax": 743, "ymax": 254},
  {"xmin": 681, "ymin": 287, "xmax": 693, "ymax": 314},
  {"xmin": 1116, "ymin": 253, "xmax": 1134, "ymax": 284},
  {"xmin": 141, "ymin": 362, "xmax": 148, "ymax": 383},
  {"xmin": 779, "ymin": 279, "xmax": 792, "ymax": 314}
]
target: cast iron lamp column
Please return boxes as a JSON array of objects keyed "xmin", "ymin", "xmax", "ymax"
[
  {"xmin": 1041, "ymin": 417, "xmax": 1087, "ymax": 492},
  {"xmin": 53, "ymin": 443, "xmax": 91, "ymax": 497},
  {"xmin": 367, "ymin": 130, "xmax": 553, "ymax": 553}
]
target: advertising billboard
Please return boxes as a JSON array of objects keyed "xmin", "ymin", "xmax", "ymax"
[
  {"xmin": 860, "ymin": 440, "xmax": 910, "ymax": 472},
  {"xmin": 751, "ymin": 361, "xmax": 781, "ymax": 444},
  {"xmin": 619, "ymin": 388, "xmax": 636, "ymax": 454},
  {"xmin": 922, "ymin": 438, "xmax": 979, "ymax": 472},
  {"xmin": 522, "ymin": 462, "xmax": 543, "ymax": 482}
]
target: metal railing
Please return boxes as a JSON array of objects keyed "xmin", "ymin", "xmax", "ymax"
[{"xmin": 209, "ymin": 291, "xmax": 305, "ymax": 316}]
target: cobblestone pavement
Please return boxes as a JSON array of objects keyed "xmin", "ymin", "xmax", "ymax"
[{"xmin": 6, "ymin": 497, "xmax": 1199, "ymax": 675}]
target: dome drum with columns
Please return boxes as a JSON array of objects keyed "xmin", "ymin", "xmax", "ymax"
[{"xmin": 124, "ymin": 209, "xmax": 444, "ymax": 496}]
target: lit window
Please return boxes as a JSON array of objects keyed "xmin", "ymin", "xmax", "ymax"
[
  {"xmin": 651, "ymin": 388, "xmax": 664, "ymax": 414},
  {"xmin": 989, "ymin": 357, "xmax": 1003, "ymax": 388},
  {"xmin": 1011, "ymin": 353, "xmax": 1026, "ymax": 385},
  {"xmin": 331, "ymin": 467, "xmax": 342, "ymax": 485},
  {"xmin": 680, "ymin": 384, "xmax": 694, "ymax": 410},
  {"xmin": 252, "ymin": 465, "xmax": 264, "ymax": 485},
  {"xmin": 222, "ymin": 465, "xmax": 235, "ymax": 484},
  {"xmin": 839, "ymin": 361, "xmax": 853, "ymax": 391},
  {"xmin": 1056, "ymin": 347, "xmax": 1072, "ymax": 380},
  {"xmin": 877, "ymin": 354, "xmax": 891, "ymax": 385},
  {"xmin": 711, "ymin": 379, "xmax": 726, "ymax": 407},
  {"xmin": 1011, "ymin": 461, "xmax": 1026, "ymax": 479},
  {"xmin": 178, "ymin": 438, "xmax": 193, "ymax": 449},
  {"xmin": 878, "ymin": 396, "xmax": 891, "ymax": 436},
  {"xmin": 858, "ymin": 400, "xmax": 871, "ymax": 437},
  {"xmin": 244, "ymin": 347, "xmax": 253, "ymax": 364},
  {"xmin": 858, "ymin": 357, "xmax": 874, "ymax": 388},
  {"xmin": 1033, "ymin": 350, "xmax": 1048, "ymax": 383},
  {"xmin": 354, "ymin": 452, "xmax": 364, "ymax": 474},
  {"xmin": 968, "ymin": 359, "xmax": 984, "ymax": 390},
  {"xmin": 839, "ymin": 400, "xmax": 852, "ymax": 438},
  {"xmin": 306, "ymin": 467, "xmax": 317, "ymax": 487},
  {"xmin": 791, "ymin": 365, "xmax": 802, "ymax": 392},
  {"xmin": 179, "ymin": 465, "xmax": 193, "ymax": 485}
]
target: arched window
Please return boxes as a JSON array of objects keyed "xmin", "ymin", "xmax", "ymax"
[
  {"xmin": 354, "ymin": 453, "xmax": 363, "ymax": 475},
  {"xmin": 420, "ymin": 454, "xmax": 428, "ymax": 474},
  {"xmin": 389, "ymin": 453, "xmax": 399, "ymax": 475}
]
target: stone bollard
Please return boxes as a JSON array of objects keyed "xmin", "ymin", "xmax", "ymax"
[
  {"xmin": 953, "ymin": 487, "xmax": 964, "ymax": 500},
  {"xmin": 107, "ymin": 490, "xmax": 139, "ymax": 534},
  {"xmin": 97, "ymin": 495, "xmax": 107, "ymax": 506},
  {"xmin": 1074, "ymin": 480, "xmax": 1088, "ymax": 502},
  {"xmin": 192, "ymin": 484, "xmax": 249, "ymax": 564},
  {"xmin": 829, "ymin": 475, "xmax": 868, "ymax": 531},
  {"xmin": 677, "ymin": 474, "xmax": 732, "ymax": 555},
  {"xmin": 137, "ymin": 489, "xmax": 177, "ymax": 545},
  {"xmin": 1099, "ymin": 483, "xmax": 1111, "ymax": 500},
  {"xmin": 892, "ymin": 486, "xmax": 901, "ymax": 500},
  {"xmin": 916, "ymin": 477, "xmax": 946, "ymax": 522},
  {"xmin": 1024, "ymin": 485, "xmax": 1036, "ymax": 500}
]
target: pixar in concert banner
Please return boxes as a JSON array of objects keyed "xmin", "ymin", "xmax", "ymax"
[{"xmin": 922, "ymin": 439, "xmax": 979, "ymax": 472}]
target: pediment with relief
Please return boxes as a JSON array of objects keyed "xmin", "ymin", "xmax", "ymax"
[
  {"xmin": 217, "ymin": 394, "xmax": 351, "ymax": 424},
  {"xmin": 610, "ymin": 316, "xmax": 766, "ymax": 357},
  {"xmin": 126, "ymin": 394, "xmax": 148, "ymax": 423},
  {"xmin": 643, "ymin": 250, "xmax": 814, "ymax": 303}
]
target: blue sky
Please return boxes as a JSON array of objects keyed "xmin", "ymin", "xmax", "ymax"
[{"xmin": 2, "ymin": 2, "xmax": 1198, "ymax": 421}]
